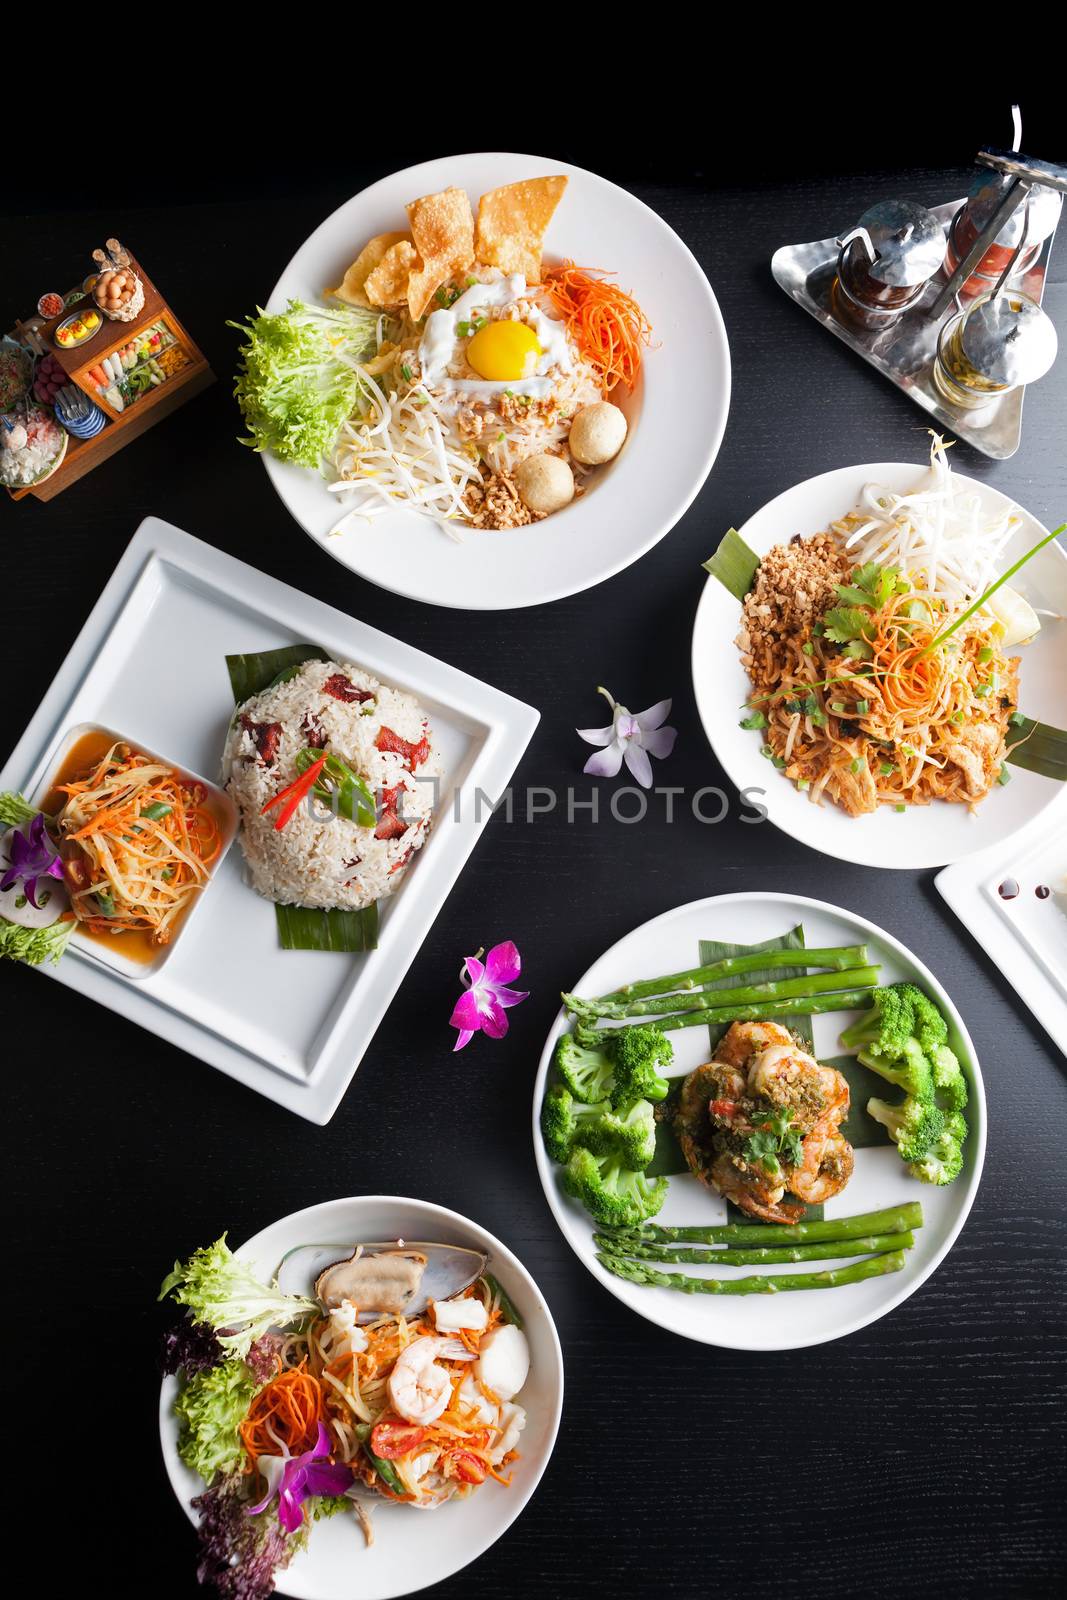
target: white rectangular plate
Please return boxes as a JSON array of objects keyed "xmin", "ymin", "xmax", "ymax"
[
  {"xmin": 1, "ymin": 517, "xmax": 539, "ymax": 1121},
  {"xmin": 936, "ymin": 796, "xmax": 1067, "ymax": 1061}
]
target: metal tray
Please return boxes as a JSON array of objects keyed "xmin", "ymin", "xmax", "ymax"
[{"xmin": 771, "ymin": 197, "xmax": 1057, "ymax": 459}]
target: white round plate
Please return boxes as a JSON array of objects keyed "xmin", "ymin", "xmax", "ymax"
[
  {"xmin": 692, "ymin": 462, "xmax": 1067, "ymax": 869},
  {"xmin": 532, "ymin": 892, "xmax": 985, "ymax": 1351},
  {"xmin": 160, "ymin": 1194, "xmax": 564, "ymax": 1600},
  {"xmin": 263, "ymin": 151, "xmax": 730, "ymax": 610}
]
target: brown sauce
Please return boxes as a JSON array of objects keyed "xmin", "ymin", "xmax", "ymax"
[{"xmin": 43, "ymin": 729, "xmax": 225, "ymax": 964}]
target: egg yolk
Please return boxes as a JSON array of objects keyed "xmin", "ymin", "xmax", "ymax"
[{"xmin": 466, "ymin": 320, "xmax": 542, "ymax": 382}]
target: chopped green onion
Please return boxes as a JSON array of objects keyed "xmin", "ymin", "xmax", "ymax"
[
  {"xmin": 401, "ymin": 364, "xmax": 412, "ymax": 382},
  {"xmin": 140, "ymin": 802, "xmax": 172, "ymax": 822},
  {"xmin": 850, "ymin": 758, "xmax": 863, "ymax": 774},
  {"xmin": 801, "ymin": 641, "xmax": 815, "ymax": 656},
  {"xmin": 894, "ymin": 804, "xmax": 906, "ymax": 813},
  {"xmin": 796, "ymin": 778, "xmax": 810, "ymax": 791},
  {"xmin": 760, "ymin": 745, "xmax": 774, "ymax": 760},
  {"xmin": 830, "ymin": 701, "xmax": 846, "ymax": 715},
  {"xmin": 772, "ymin": 756, "xmax": 787, "ymax": 769},
  {"xmin": 810, "ymin": 710, "xmax": 828, "ymax": 727},
  {"xmin": 456, "ymin": 321, "xmax": 472, "ymax": 339},
  {"xmin": 854, "ymin": 699, "xmax": 870, "ymax": 715},
  {"xmin": 978, "ymin": 646, "xmax": 995, "ymax": 663},
  {"xmin": 997, "ymin": 765, "xmax": 1012, "ymax": 785},
  {"xmin": 975, "ymin": 684, "xmax": 993, "ymax": 698},
  {"xmin": 1009, "ymin": 710, "xmax": 1027, "ymax": 726},
  {"xmin": 880, "ymin": 762, "xmax": 895, "ymax": 777}
]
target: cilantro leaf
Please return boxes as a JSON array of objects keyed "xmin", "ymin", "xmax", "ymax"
[
  {"xmin": 843, "ymin": 637, "xmax": 875, "ymax": 661},
  {"xmin": 822, "ymin": 606, "xmax": 872, "ymax": 645}
]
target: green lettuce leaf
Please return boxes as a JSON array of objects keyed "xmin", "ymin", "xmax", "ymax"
[
  {"xmin": 175, "ymin": 1359, "xmax": 257, "ymax": 1481},
  {"xmin": 0, "ymin": 916, "xmax": 76, "ymax": 968},
  {"xmin": 159, "ymin": 1235, "xmax": 317, "ymax": 1359}
]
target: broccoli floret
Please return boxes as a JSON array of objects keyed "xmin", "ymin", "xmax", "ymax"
[
  {"xmin": 896, "ymin": 982, "xmax": 949, "ymax": 1057},
  {"xmin": 858, "ymin": 1036, "xmax": 934, "ymax": 1100},
  {"xmin": 540, "ymin": 1084, "xmax": 611, "ymax": 1162},
  {"xmin": 931, "ymin": 1043, "xmax": 968, "ymax": 1113},
  {"xmin": 553, "ymin": 1033, "xmax": 613, "ymax": 1104},
  {"xmin": 868, "ymin": 1096, "xmax": 946, "ymax": 1164},
  {"xmin": 907, "ymin": 1123, "xmax": 965, "ymax": 1186},
  {"xmin": 839, "ymin": 985, "xmax": 914, "ymax": 1058},
  {"xmin": 562, "ymin": 1146, "xmax": 668, "ymax": 1228},
  {"xmin": 609, "ymin": 1026, "xmax": 672, "ymax": 1111},
  {"xmin": 541, "ymin": 1085, "xmax": 657, "ymax": 1168}
]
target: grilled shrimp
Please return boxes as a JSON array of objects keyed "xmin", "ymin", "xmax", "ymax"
[
  {"xmin": 387, "ymin": 1336, "xmax": 473, "ymax": 1426},
  {"xmin": 709, "ymin": 1153, "xmax": 805, "ymax": 1224},
  {"xmin": 747, "ymin": 1044, "xmax": 850, "ymax": 1132},
  {"xmin": 674, "ymin": 1061, "xmax": 747, "ymax": 1186},
  {"xmin": 714, "ymin": 1020, "xmax": 794, "ymax": 1070},
  {"xmin": 787, "ymin": 1128, "xmax": 855, "ymax": 1203}
]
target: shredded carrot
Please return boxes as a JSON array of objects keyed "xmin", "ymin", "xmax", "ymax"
[
  {"xmin": 55, "ymin": 742, "xmax": 220, "ymax": 944},
  {"xmin": 240, "ymin": 1365, "xmax": 326, "ymax": 1468},
  {"xmin": 542, "ymin": 261, "xmax": 652, "ymax": 397}
]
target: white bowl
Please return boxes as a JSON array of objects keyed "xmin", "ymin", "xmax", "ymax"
[
  {"xmin": 160, "ymin": 1194, "xmax": 564, "ymax": 1599},
  {"xmin": 692, "ymin": 462, "xmax": 1067, "ymax": 869},
  {"xmin": 262, "ymin": 150, "xmax": 730, "ymax": 610}
]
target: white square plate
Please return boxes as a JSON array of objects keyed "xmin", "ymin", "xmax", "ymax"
[
  {"xmin": 1, "ymin": 517, "xmax": 539, "ymax": 1122},
  {"xmin": 936, "ymin": 797, "xmax": 1067, "ymax": 1060}
]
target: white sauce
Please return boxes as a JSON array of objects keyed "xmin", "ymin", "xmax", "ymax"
[{"xmin": 417, "ymin": 271, "xmax": 572, "ymax": 402}]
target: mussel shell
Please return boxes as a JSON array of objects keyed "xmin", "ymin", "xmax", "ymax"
[{"xmin": 276, "ymin": 1240, "xmax": 488, "ymax": 1321}]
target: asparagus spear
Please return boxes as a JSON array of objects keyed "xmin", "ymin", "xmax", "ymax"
[
  {"xmin": 598, "ymin": 1201, "xmax": 923, "ymax": 1248},
  {"xmin": 568, "ymin": 965, "xmax": 881, "ymax": 1021},
  {"xmin": 595, "ymin": 945, "xmax": 869, "ymax": 1003},
  {"xmin": 596, "ymin": 1248, "xmax": 907, "ymax": 1295},
  {"xmin": 594, "ymin": 1231, "xmax": 914, "ymax": 1266},
  {"xmin": 575, "ymin": 988, "xmax": 877, "ymax": 1045}
]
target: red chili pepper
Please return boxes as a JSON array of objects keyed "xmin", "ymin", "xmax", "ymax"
[
  {"xmin": 710, "ymin": 1099, "xmax": 737, "ymax": 1118},
  {"xmin": 370, "ymin": 1421, "xmax": 427, "ymax": 1459},
  {"xmin": 259, "ymin": 756, "xmax": 328, "ymax": 831}
]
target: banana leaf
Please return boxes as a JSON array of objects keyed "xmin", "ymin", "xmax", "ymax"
[
  {"xmin": 226, "ymin": 642, "xmax": 378, "ymax": 953},
  {"xmin": 1005, "ymin": 715, "xmax": 1067, "ymax": 781},
  {"xmin": 226, "ymin": 643, "xmax": 330, "ymax": 706},
  {"xmin": 702, "ymin": 527, "xmax": 760, "ymax": 601}
]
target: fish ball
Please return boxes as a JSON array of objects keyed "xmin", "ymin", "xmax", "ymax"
[
  {"xmin": 569, "ymin": 401, "xmax": 628, "ymax": 466},
  {"xmin": 514, "ymin": 452, "xmax": 574, "ymax": 516}
]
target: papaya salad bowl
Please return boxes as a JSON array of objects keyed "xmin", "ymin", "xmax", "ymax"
[
  {"xmin": 159, "ymin": 1194, "xmax": 564, "ymax": 1600},
  {"xmin": 237, "ymin": 151, "xmax": 730, "ymax": 610}
]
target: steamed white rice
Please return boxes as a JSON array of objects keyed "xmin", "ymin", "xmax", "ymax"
[{"xmin": 223, "ymin": 659, "xmax": 440, "ymax": 910}]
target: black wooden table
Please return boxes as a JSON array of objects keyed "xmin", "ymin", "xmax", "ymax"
[{"xmin": 5, "ymin": 144, "xmax": 1066, "ymax": 1599}]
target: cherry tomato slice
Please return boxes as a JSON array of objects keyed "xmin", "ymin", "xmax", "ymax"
[
  {"xmin": 448, "ymin": 1450, "xmax": 487, "ymax": 1484},
  {"xmin": 370, "ymin": 1421, "xmax": 426, "ymax": 1460}
]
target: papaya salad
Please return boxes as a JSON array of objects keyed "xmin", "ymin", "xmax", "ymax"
[
  {"xmin": 230, "ymin": 176, "xmax": 651, "ymax": 536},
  {"xmin": 718, "ymin": 435, "xmax": 1064, "ymax": 816},
  {"xmin": 161, "ymin": 1235, "xmax": 531, "ymax": 1600}
]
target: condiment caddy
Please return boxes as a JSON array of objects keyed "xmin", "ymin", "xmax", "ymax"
[{"xmin": 771, "ymin": 141, "xmax": 1066, "ymax": 459}]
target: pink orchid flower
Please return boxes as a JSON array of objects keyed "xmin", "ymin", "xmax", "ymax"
[
  {"xmin": 247, "ymin": 1423, "xmax": 353, "ymax": 1534},
  {"xmin": 449, "ymin": 940, "xmax": 529, "ymax": 1051},
  {"xmin": 577, "ymin": 686, "xmax": 677, "ymax": 789}
]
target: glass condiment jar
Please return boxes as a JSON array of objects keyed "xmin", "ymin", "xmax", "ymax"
[
  {"xmin": 933, "ymin": 290, "xmax": 1058, "ymax": 410},
  {"xmin": 945, "ymin": 172, "xmax": 1061, "ymax": 298},
  {"xmin": 831, "ymin": 200, "xmax": 946, "ymax": 331}
]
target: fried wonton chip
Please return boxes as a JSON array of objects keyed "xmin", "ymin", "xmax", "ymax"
[
  {"xmin": 327, "ymin": 232, "xmax": 410, "ymax": 308},
  {"xmin": 364, "ymin": 240, "xmax": 419, "ymax": 308},
  {"xmin": 474, "ymin": 176, "xmax": 568, "ymax": 283},
  {"xmin": 404, "ymin": 187, "xmax": 476, "ymax": 319}
]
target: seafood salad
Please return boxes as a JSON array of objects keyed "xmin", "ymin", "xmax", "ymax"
[
  {"xmin": 161, "ymin": 1234, "xmax": 532, "ymax": 1599},
  {"xmin": 674, "ymin": 1021, "xmax": 855, "ymax": 1222}
]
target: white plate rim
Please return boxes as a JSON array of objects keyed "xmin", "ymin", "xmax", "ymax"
[
  {"xmin": 158, "ymin": 1193, "xmax": 564, "ymax": 1600},
  {"xmin": 261, "ymin": 149, "xmax": 731, "ymax": 611},
  {"xmin": 691, "ymin": 461, "xmax": 1067, "ymax": 869},
  {"xmin": 531, "ymin": 889, "xmax": 986, "ymax": 1350}
]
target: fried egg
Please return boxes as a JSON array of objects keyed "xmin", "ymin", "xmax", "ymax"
[{"xmin": 417, "ymin": 273, "xmax": 572, "ymax": 402}]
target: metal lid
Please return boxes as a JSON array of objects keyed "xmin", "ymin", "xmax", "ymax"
[
  {"xmin": 963, "ymin": 171, "xmax": 1062, "ymax": 248},
  {"xmin": 842, "ymin": 200, "xmax": 946, "ymax": 286},
  {"xmin": 960, "ymin": 292, "xmax": 1058, "ymax": 385}
]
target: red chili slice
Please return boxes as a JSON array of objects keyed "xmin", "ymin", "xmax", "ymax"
[
  {"xmin": 371, "ymin": 1421, "xmax": 426, "ymax": 1460},
  {"xmin": 447, "ymin": 1450, "xmax": 486, "ymax": 1485},
  {"xmin": 710, "ymin": 1099, "xmax": 738, "ymax": 1118},
  {"xmin": 375, "ymin": 726, "xmax": 430, "ymax": 770},
  {"xmin": 323, "ymin": 674, "xmax": 373, "ymax": 704},
  {"xmin": 240, "ymin": 715, "xmax": 282, "ymax": 766},
  {"xmin": 260, "ymin": 756, "xmax": 328, "ymax": 831}
]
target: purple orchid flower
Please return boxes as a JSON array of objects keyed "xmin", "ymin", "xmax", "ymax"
[
  {"xmin": 449, "ymin": 940, "xmax": 529, "ymax": 1052},
  {"xmin": 0, "ymin": 813, "xmax": 64, "ymax": 909},
  {"xmin": 247, "ymin": 1423, "xmax": 353, "ymax": 1535},
  {"xmin": 577, "ymin": 686, "xmax": 678, "ymax": 789}
]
